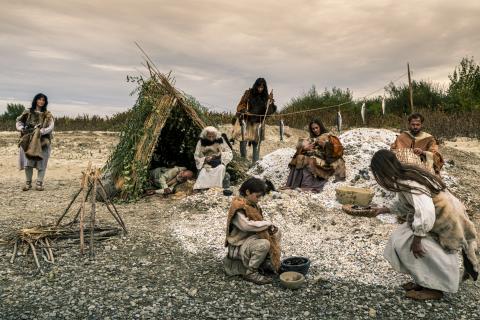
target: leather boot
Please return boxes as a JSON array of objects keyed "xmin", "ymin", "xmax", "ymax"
[
  {"xmin": 243, "ymin": 268, "xmax": 272, "ymax": 285},
  {"xmin": 240, "ymin": 141, "xmax": 247, "ymax": 158},
  {"xmin": 35, "ymin": 181, "xmax": 44, "ymax": 191},
  {"xmin": 22, "ymin": 181, "xmax": 32, "ymax": 191},
  {"xmin": 252, "ymin": 143, "xmax": 260, "ymax": 164}
]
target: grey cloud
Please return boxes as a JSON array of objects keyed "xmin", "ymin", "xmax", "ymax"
[{"xmin": 0, "ymin": 0, "xmax": 479, "ymax": 116}]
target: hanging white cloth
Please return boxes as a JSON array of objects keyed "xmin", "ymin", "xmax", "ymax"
[{"xmin": 361, "ymin": 102, "xmax": 366, "ymax": 124}]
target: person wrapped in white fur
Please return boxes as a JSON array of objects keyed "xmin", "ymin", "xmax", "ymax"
[{"xmin": 193, "ymin": 126, "xmax": 233, "ymax": 190}]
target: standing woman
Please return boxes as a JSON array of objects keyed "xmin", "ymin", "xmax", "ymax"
[
  {"xmin": 16, "ymin": 93, "xmax": 54, "ymax": 191},
  {"xmin": 233, "ymin": 78, "xmax": 277, "ymax": 164},
  {"xmin": 370, "ymin": 149, "xmax": 478, "ymax": 300}
]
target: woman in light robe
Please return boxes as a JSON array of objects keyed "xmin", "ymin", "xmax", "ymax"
[
  {"xmin": 193, "ymin": 126, "xmax": 233, "ymax": 191},
  {"xmin": 370, "ymin": 149, "xmax": 478, "ymax": 300}
]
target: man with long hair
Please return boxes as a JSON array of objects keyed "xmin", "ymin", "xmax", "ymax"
[
  {"xmin": 233, "ymin": 78, "xmax": 277, "ymax": 164},
  {"xmin": 391, "ymin": 112, "xmax": 444, "ymax": 174},
  {"xmin": 370, "ymin": 149, "xmax": 478, "ymax": 300},
  {"xmin": 285, "ymin": 119, "xmax": 346, "ymax": 192}
]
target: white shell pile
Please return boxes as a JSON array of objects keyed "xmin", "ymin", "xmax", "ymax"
[
  {"xmin": 169, "ymin": 128, "xmax": 454, "ymax": 287},
  {"xmin": 169, "ymin": 188, "xmax": 410, "ymax": 287},
  {"xmin": 249, "ymin": 128, "xmax": 400, "ymax": 208}
]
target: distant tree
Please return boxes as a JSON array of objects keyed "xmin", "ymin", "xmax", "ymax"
[
  {"xmin": 447, "ymin": 56, "xmax": 480, "ymax": 111},
  {"xmin": 1, "ymin": 103, "xmax": 25, "ymax": 120},
  {"xmin": 385, "ymin": 80, "xmax": 445, "ymax": 114},
  {"xmin": 282, "ymin": 86, "xmax": 353, "ymax": 113}
]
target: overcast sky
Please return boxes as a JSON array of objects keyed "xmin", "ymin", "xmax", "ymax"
[{"xmin": 1, "ymin": 0, "xmax": 479, "ymax": 116}]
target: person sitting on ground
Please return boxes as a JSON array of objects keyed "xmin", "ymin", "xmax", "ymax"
[
  {"xmin": 193, "ymin": 126, "xmax": 233, "ymax": 191},
  {"xmin": 224, "ymin": 177, "xmax": 281, "ymax": 285},
  {"xmin": 391, "ymin": 112, "xmax": 444, "ymax": 175},
  {"xmin": 149, "ymin": 166, "xmax": 194, "ymax": 195},
  {"xmin": 370, "ymin": 149, "xmax": 478, "ymax": 300},
  {"xmin": 285, "ymin": 118, "xmax": 346, "ymax": 192}
]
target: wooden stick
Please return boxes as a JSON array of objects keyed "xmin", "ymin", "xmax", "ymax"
[
  {"xmin": 29, "ymin": 242, "xmax": 44, "ymax": 274},
  {"xmin": 41, "ymin": 241, "xmax": 51, "ymax": 262},
  {"xmin": 45, "ymin": 238, "xmax": 54, "ymax": 263},
  {"xmin": 89, "ymin": 173, "xmax": 98, "ymax": 258},
  {"xmin": 79, "ymin": 172, "xmax": 89, "ymax": 254},
  {"xmin": 42, "ymin": 253, "xmax": 53, "ymax": 264},
  {"xmin": 67, "ymin": 184, "xmax": 93, "ymax": 226},
  {"xmin": 407, "ymin": 62, "xmax": 414, "ymax": 113},
  {"xmin": 10, "ymin": 239, "xmax": 18, "ymax": 263},
  {"xmin": 97, "ymin": 180, "xmax": 128, "ymax": 233},
  {"xmin": 55, "ymin": 187, "xmax": 84, "ymax": 227},
  {"xmin": 22, "ymin": 242, "xmax": 30, "ymax": 256}
]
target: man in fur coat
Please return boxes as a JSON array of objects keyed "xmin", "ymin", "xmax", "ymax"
[{"xmin": 391, "ymin": 112, "xmax": 444, "ymax": 175}]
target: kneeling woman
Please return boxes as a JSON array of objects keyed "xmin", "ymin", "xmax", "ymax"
[
  {"xmin": 224, "ymin": 178, "xmax": 281, "ymax": 285},
  {"xmin": 371, "ymin": 149, "xmax": 478, "ymax": 300},
  {"xmin": 193, "ymin": 126, "xmax": 233, "ymax": 191},
  {"xmin": 286, "ymin": 119, "xmax": 345, "ymax": 192}
]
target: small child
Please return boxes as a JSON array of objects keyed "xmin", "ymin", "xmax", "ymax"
[{"xmin": 224, "ymin": 177, "xmax": 281, "ymax": 285}]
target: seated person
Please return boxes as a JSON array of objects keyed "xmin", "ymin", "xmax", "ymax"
[
  {"xmin": 224, "ymin": 177, "xmax": 281, "ymax": 285},
  {"xmin": 149, "ymin": 166, "xmax": 193, "ymax": 195},
  {"xmin": 193, "ymin": 126, "xmax": 233, "ymax": 191},
  {"xmin": 286, "ymin": 119, "xmax": 346, "ymax": 192},
  {"xmin": 391, "ymin": 112, "xmax": 444, "ymax": 175}
]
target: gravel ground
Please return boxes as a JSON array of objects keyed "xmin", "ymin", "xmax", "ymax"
[{"xmin": 1, "ymin": 130, "xmax": 480, "ymax": 319}]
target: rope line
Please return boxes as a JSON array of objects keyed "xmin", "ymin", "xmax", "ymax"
[{"xmin": 175, "ymin": 71, "xmax": 409, "ymax": 118}]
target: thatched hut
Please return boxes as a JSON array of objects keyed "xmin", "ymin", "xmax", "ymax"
[{"xmin": 103, "ymin": 68, "xmax": 247, "ymax": 201}]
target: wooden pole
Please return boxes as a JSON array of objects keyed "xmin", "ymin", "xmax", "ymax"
[
  {"xmin": 55, "ymin": 187, "xmax": 83, "ymax": 227},
  {"xmin": 89, "ymin": 170, "xmax": 98, "ymax": 258},
  {"xmin": 407, "ymin": 62, "xmax": 414, "ymax": 113}
]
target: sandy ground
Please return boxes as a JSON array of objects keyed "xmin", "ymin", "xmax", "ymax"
[
  {"xmin": 1, "ymin": 128, "xmax": 479, "ymax": 319},
  {"xmin": 444, "ymin": 137, "xmax": 480, "ymax": 158}
]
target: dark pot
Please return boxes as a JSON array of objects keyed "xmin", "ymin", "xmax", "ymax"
[{"xmin": 280, "ymin": 256, "xmax": 311, "ymax": 276}]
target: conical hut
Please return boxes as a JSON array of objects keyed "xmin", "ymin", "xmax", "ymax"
[{"xmin": 103, "ymin": 67, "xmax": 247, "ymax": 201}]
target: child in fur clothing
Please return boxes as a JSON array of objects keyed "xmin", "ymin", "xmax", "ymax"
[{"xmin": 224, "ymin": 178, "xmax": 281, "ymax": 285}]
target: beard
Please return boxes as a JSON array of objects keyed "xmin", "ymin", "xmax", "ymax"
[{"xmin": 409, "ymin": 128, "xmax": 421, "ymax": 135}]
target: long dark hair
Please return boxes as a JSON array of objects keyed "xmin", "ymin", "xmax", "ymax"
[
  {"xmin": 370, "ymin": 149, "xmax": 445, "ymax": 196},
  {"xmin": 250, "ymin": 78, "xmax": 269, "ymax": 100},
  {"xmin": 309, "ymin": 119, "xmax": 328, "ymax": 137},
  {"xmin": 239, "ymin": 177, "xmax": 267, "ymax": 197},
  {"xmin": 30, "ymin": 93, "xmax": 48, "ymax": 112}
]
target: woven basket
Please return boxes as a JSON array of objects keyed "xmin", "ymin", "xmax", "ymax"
[
  {"xmin": 393, "ymin": 148, "xmax": 434, "ymax": 173},
  {"xmin": 342, "ymin": 204, "xmax": 380, "ymax": 218}
]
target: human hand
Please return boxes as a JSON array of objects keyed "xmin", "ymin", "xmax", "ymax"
[
  {"xmin": 413, "ymin": 148, "xmax": 424, "ymax": 156},
  {"xmin": 410, "ymin": 236, "xmax": 426, "ymax": 258},
  {"xmin": 303, "ymin": 143, "xmax": 315, "ymax": 151},
  {"xmin": 268, "ymin": 225, "xmax": 278, "ymax": 235}
]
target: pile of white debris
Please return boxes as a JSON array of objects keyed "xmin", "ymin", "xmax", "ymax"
[
  {"xmin": 169, "ymin": 128, "xmax": 454, "ymax": 287},
  {"xmin": 249, "ymin": 128, "xmax": 400, "ymax": 208}
]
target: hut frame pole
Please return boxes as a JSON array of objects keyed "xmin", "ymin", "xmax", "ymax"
[{"xmin": 407, "ymin": 62, "xmax": 414, "ymax": 113}]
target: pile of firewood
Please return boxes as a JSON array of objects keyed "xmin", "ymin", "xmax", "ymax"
[{"xmin": 5, "ymin": 164, "xmax": 127, "ymax": 274}]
